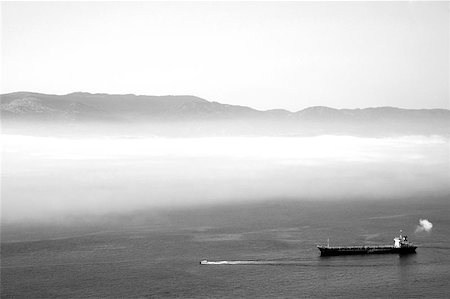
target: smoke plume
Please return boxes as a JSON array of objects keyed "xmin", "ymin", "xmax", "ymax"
[{"xmin": 415, "ymin": 219, "xmax": 433, "ymax": 233}]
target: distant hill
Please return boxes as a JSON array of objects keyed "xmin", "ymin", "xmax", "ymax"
[
  {"xmin": 1, "ymin": 92, "xmax": 449, "ymax": 137},
  {"xmin": 0, "ymin": 92, "xmax": 262, "ymax": 122}
]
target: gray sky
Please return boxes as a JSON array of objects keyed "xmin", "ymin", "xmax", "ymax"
[{"xmin": 1, "ymin": 1, "xmax": 449, "ymax": 111}]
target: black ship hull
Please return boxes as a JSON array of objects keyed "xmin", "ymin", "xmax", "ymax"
[{"xmin": 318, "ymin": 245, "xmax": 417, "ymax": 256}]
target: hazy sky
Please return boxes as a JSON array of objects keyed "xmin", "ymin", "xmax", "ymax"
[{"xmin": 1, "ymin": 1, "xmax": 449, "ymax": 111}]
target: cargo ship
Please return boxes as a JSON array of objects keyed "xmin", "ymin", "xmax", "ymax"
[{"xmin": 317, "ymin": 231, "xmax": 417, "ymax": 256}]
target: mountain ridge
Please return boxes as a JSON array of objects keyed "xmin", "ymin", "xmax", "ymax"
[
  {"xmin": 1, "ymin": 91, "xmax": 448, "ymax": 115},
  {"xmin": 1, "ymin": 91, "xmax": 449, "ymax": 137}
]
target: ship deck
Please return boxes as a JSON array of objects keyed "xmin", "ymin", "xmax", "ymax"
[{"xmin": 318, "ymin": 245, "xmax": 395, "ymax": 250}]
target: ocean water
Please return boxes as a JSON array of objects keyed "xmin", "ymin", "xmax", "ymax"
[{"xmin": 2, "ymin": 198, "xmax": 450, "ymax": 298}]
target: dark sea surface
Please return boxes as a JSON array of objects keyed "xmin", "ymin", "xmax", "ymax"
[{"xmin": 2, "ymin": 198, "xmax": 450, "ymax": 298}]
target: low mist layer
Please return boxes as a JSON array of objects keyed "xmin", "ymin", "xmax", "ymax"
[{"xmin": 1, "ymin": 135, "xmax": 449, "ymax": 224}]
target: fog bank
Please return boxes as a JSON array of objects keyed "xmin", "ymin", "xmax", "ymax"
[{"xmin": 1, "ymin": 135, "xmax": 449, "ymax": 223}]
